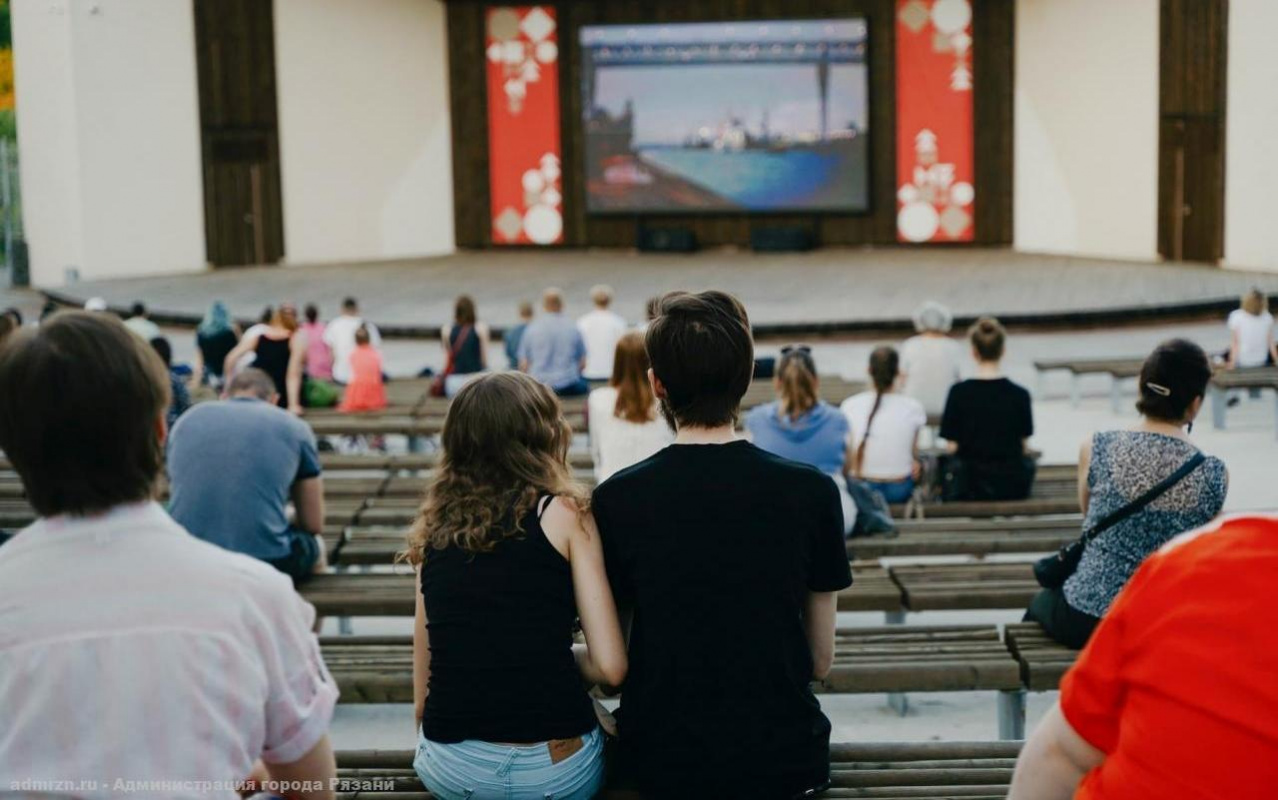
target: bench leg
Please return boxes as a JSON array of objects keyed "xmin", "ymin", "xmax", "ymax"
[
  {"xmin": 1110, "ymin": 378, "xmax": 1123, "ymax": 415},
  {"xmin": 1210, "ymin": 385, "xmax": 1227, "ymax": 430},
  {"xmin": 1070, "ymin": 375, "xmax": 1080, "ymax": 408},
  {"xmin": 336, "ymin": 563, "xmax": 353, "ymax": 636},
  {"xmin": 884, "ymin": 610, "xmax": 909, "ymax": 715},
  {"xmin": 997, "ymin": 689, "xmax": 1027, "ymax": 740}
]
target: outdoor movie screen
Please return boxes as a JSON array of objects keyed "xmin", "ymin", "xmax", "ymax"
[{"xmin": 580, "ymin": 19, "xmax": 870, "ymax": 214}]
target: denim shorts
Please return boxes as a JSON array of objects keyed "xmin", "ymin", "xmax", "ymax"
[{"xmin": 414, "ymin": 727, "xmax": 604, "ymax": 800}]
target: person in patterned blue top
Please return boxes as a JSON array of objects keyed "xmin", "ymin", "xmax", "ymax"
[{"xmin": 1027, "ymin": 339, "xmax": 1228, "ymax": 648}]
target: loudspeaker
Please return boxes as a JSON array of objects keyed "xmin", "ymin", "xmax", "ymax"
[
  {"xmin": 750, "ymin": 226, "xmax": 817, "ymax": 252},
  {"xmin": 637, "ymin": 225, "xmax": 698, "ymax": 253}
]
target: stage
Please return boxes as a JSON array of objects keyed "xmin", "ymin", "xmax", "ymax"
[{"xmin": 44, "ymin": 248, "xmax": 1278, "ymax": 338}]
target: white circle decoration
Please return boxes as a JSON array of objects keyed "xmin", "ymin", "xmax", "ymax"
[
  {"xmin": 536, "ymin": 41, "xmax": 558, "ymax": 64},
  {"xmin": 898, "ymin": 202, "xmax": 940, "ymax": 243},
  {"xmin": 931, "ymin": 0, "xmax": 972, "ymax": 35},
  {"xmin": 951, "ymin": 181, "xmax": 975, "ymax": 206},
  {"xmin": 522, "ymin": 169, "xmax": 546, "ymax": 193},
  {"xmin": 897, "ymin": 184, "xmax": 919, "ymax": 204},
  {"xmin": 524, "ymin": 204, "xmax": 562, "ymax": 245}
]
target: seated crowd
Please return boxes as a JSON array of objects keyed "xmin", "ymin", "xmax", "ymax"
[{"xmin": 0, "ymin": 290, "xmax": 1273, "ymax": 798}]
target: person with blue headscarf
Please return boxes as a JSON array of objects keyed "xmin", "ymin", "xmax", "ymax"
[{"xmin": 192, "ymin": 301, "xmax": 241, "ymax": 388}]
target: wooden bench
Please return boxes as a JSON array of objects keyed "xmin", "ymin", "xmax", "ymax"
[
  {"xmin": 1207, "ymin": 366, "xmax": 1278, "ymax": 436},
  {"xmin": 851, "ymin": 516, "xmax": 1081, "ymax": 560},
  {"xmin": 1004, "ymin": 622, "xmax": 1080, "ymax": 692},
  {"xmin": 1034, "ymin": 357, "xmax": 1144, "ymax": 409},
  {"xmin": 332, "ymin": 740, "xmax": 1022, "ymax": 798},
  {"xmin": 890, "ymin": 562, "xmax": 1039, "ymax": 612}
]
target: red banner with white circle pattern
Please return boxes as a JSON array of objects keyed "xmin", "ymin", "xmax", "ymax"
[
  {"xmin": 486, "ymin": 6, "xmax": 563, "ymax": 245},
  {"xmin": 895, "ymin": 0, "xmax": 975, "ymax": 243}
]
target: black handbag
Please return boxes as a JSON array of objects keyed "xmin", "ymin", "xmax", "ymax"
[{"xmin": 1034, "ymin": 451, "xmax": 1206, "ymax": 589}]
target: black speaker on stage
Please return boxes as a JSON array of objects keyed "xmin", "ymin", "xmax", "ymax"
[
  {"xmin": 637, "ymin": 225, "xmax": 698, "ymax": 253},
  {"xmin": 750, "ymin": 226, "xmax": 817, "ymax": 252}
]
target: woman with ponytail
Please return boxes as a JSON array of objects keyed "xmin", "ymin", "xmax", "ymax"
[
  {"xmin": 840, "ymin": 346, "xmax": 927, "ymax": 503},
  {"xmin": 745, "ymin": 346, "xmax": 856, "ymax": 535}
]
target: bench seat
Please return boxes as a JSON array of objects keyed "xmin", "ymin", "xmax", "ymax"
[
  {"xmin": 331, "ymin": 741, "xmax": 1022, "ymax": 798},
  {"xmin": 1004, "ymin": 622, "xmax": 1080, "ymax": 692},
  {"xmin": 890, "ymin": 563, "xmax": 1039, "ymax": 612}
]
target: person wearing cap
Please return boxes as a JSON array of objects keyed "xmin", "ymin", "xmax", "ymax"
[
  {"xmin": 1024, "ymin": 339, "xmax": 1227, "ymax": 648},
  {"xmin": 899, "ymin": 301, "xmax": 963, "ymax": 418}
]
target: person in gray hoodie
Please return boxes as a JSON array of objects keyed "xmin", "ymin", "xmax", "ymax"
[{"xmin": 745, "ymin": 346, "xmax": 856, "ymax": 534}]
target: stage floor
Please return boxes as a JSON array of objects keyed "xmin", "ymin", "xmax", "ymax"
[{"xmin": 45, "ymin": 248, "xmax": 1278, "ymax": 336}]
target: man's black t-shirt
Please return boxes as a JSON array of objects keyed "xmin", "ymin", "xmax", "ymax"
[
  {"xmin": 592, "ymin": 440, "xmax": 853, "ymax": 798},
  {"xmin": 939, "ymin": 377, "xmax": 1034, "ymax": 461}
]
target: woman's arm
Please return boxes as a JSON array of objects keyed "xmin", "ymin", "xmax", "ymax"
[
  {"xmin": 804, "ymin": 591, "xmax": 838, "ymax": 680},
  {"xmin": 477, "ymin": 323, "xmax": 491, "ymax": 370},
  {"xmin": 286, "ymin": 331, "xmax": 307, "ymax": 415},
  {"xmin": 1227, "ymin": 327, "xmax": 1240, "ymax": 369},
  {"xmin": 545, "ymin": 500, "xmax": 628, "ymax": 689},
  {"xmin": 1077, "ymin": 437, "xmax": 1094, "ymax": 515},
  {"xmin": 1008, "ymin": 704, "xmax": 1105, "ymax": 800},
  {"xmin": 222, "ymin": 332, "xmax": 259, "ymax": 385},
  {"xmin": 413, "ymin": 567, "xmax": 432, "ymax": 731}
]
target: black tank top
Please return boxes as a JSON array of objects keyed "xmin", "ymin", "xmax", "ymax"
[
  {"xmin": 420, "ymin": 496, "xmax": 596, "ymax": 744},
  {"xmin": 197, "ymin": 329, "xmax": 239, "ymax": 378},
  {"xmin": 448, "ymin": 325, "xmax": 483, "ymax": 375},
  {"xmin": 254, "ymin": 335, "xmax": 291, "ymax": 408}
]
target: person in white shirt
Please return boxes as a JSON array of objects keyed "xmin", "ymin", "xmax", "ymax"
[
  {"xmin": 324, "ymin": 296, "xmax": 383, "ymax": 385},
  {"xmin": 578, "ymin": 284, "xmax": 628, "ymax": 381},
  {"xmin": 123, "ymin": 301, "xmax": 163, "ymax": 341},
  {"xmin": 841, "ymin": 346, "xmax": 928, "ymax": 504},
  {"xmin": 899, "ymin": 301, "xmax": 963, "ymax": 418},
  {"xmin": 588, "ymin": 331, "xmax": 674, "ymax": 481},
  {"xmin": 0, "ymin": 312, "xmax": 338, "ymax": 799},
  {"xmin": 1226, "ymin": 289, "xmax": 1276, "ymax": 369}
]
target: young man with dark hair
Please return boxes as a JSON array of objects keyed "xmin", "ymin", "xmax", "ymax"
[
  {"xmin": 0, "ymin": 313, "xmax": 337, "ymax": 797},
  {"xmin": 592, "ymin": 290, "xmax": 852, "ymax": 798},
  {"xmin": 124, "ymin": 299, "xmax": 162, "ymax": 341},
  {"xmin": 168, "ymin": 367, "xmax": 328, "ymax": 585}
]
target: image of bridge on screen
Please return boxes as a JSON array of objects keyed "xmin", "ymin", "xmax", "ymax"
[{"xmin": 580, "ymin": 19, "xmax": 870, "ymax": 214}]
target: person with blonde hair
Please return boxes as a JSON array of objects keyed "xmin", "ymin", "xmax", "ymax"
[
  {"xmin": 577, "ymin": 284, "xmax": 627, "ymax": 381},
  {"xmin": 899, "ymin": 300, "xmax": 963, "ymax": 417},
  {"xmin": 841, "ymin": 346, "xmax": 927, "ymax": 504},
  {"xmin": 1225, "ymin": 288, "xmax": 1276, "ymax": 369},
  {"xmin": 403, "ymin": 372, "xmax": 626, "ymax": 800},
  {"xmin": 588, "ymin": 331, "xmax": 674, "ymax": 482},
  {"xmin": 939, "ymin": 317, "xmax": 1035, "ymax": 500},
  {"xmin": 222, "ymin": 303, "xmax": 308, "ymax": 413},
  {"xmin": 745, "ymin": 346, "xmax": 856, "ymax": 534}
]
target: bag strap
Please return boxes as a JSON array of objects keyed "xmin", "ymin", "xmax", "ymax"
[
  {"xmin": 1079, "ymin": 450, "xmax": 1207, "ymax": 546},
  {"xmin": 442, "ymin": 324, "xmax": 473, "ymax": 377}
]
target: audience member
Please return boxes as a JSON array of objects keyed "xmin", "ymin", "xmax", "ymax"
[
  {"xmin": 505, "ymin": 300, "xmax": 535, "ymax": 370},
  {"xmin": 403, "ymin": 372, "xmax": 626, "ymax": 800},
  {"xmin": 83, "ymin": 296, "xmax": 108, "ymax": 312},
  {"xmin": 324, "ymin": 297, "xmax": 382, "ymax": 385},
  {"xmin": 1009, "ymin": 514, "xmax": 1278, "ymax": 799},
  {"xmin": 168, "ymin": 367, "xmax": 327, "ymax": 586},
  {"xmin": 0, "ymin": 313, "xmax": 337, "ymax": 795},
  {"xmin": 588, "ymin": 331, "xmax": 673, "ymax": 482},
  {"xmin": 637, "ymin": 295, "xmax": 660, "ymax": 332},
  {"xmin": 1025, "ymin": 339, "xmax": 1227, "ymax": 648},
  {"xmin": 900, "ymin": 301, "xmax": 963, "ymax": 417},
  {"xmin": 518, "ymin": 288, "xmax": 588, "ymax": 396},
  {"xmin": 841, "ymin": 346, "xmax": 927, "ymax": 504},
  {"xmin": 593, "ymin": 291, "xmax": 851, "ymax": 798},
  {"xmin": 939, "ymin": 317, "xmax": 1036, "ymax": 501},
  {"xmin": 745, "ymin": 345, "xmax": 856, "ymax": 535},
  {"xmin": 441, "ymin": 294, "xmax": 490, "ymax": 397},
  {"xmin": 193, "ymin": 300, "xmax": 241, "ymax": 388},
  {"xmin": 339, "ymin": 326, "xmax": 387, "ymax": 413},
  {"xmin": 123, "ymin": 301, "xmax": 162, "ymax": 341},
  {"xmin": 223, "ymin": 304, "xmax": 307, "ymax": 413},
  {"xmin": 578, "ymin": 284, "xmax": 627, "ymax": 381},
  {"xmin": 1225, "ymin": 288, "xmax": 1276, "ymax": 370},
  {"xmin": 149, "ymin": 337, "xmax": 192, "ymax": 429},
  {"xmin": 302, "ymin": 303, "xmax": 334, "ymax": 381}
]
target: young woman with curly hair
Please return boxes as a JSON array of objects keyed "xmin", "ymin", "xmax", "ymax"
[{"xmin": 402, "ymin": 372, "xmax": 627, "ymax": 800}]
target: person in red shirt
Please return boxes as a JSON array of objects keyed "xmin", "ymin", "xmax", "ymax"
[{"xmin": 1009, "ymin": 514, "xmax": 1278, "ymax": 799}]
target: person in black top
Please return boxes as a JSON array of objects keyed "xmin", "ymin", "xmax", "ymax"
[
  {"xmin": 939, "ymin": 317, "xmax": 1036, "ymax": 500},
  {"xmin": 403, "ymin": 372, "xmax": 626, "ymax": 800},
  {"xmin": 592, "ymin": 291, "xmax": 853, "ymax": 799},
  {"xmin": 440, "ymin": 295, "xmax": 491, "ymax": 398}
]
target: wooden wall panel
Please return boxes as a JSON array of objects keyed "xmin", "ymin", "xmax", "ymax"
[{"xmin": 446, "ymin": 0, "xmax": 1015, "ymax": 248}]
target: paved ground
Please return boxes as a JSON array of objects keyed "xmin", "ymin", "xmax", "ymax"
[{"xmin": 48, "ymin": 247, "xmax": 1278, "ymax": 334}]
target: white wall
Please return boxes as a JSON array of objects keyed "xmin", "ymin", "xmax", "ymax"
[
  {"xmin": 274, "ymin": 0, "xmax": 454, "ymax": 265},
  {"xmin": 1013, "ymin": 0, "xmax": 1160, "ymax": 261},
  {"xmin": 1223, "ymin": 0, "xmax": 1278, "ymax": 272},
  {"xmin": 13, "ymin": 0, "xmax": 206, "ymax": 286}
]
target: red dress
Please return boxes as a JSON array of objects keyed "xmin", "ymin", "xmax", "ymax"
[{"xmin": 339, "ymin": 345, "xmax": 387, "ymax": 413}]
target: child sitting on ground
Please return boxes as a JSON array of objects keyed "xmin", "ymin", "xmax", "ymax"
[{"xmin": 339, "ymin": 325, "xmax": 387, "ymax": 413}]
